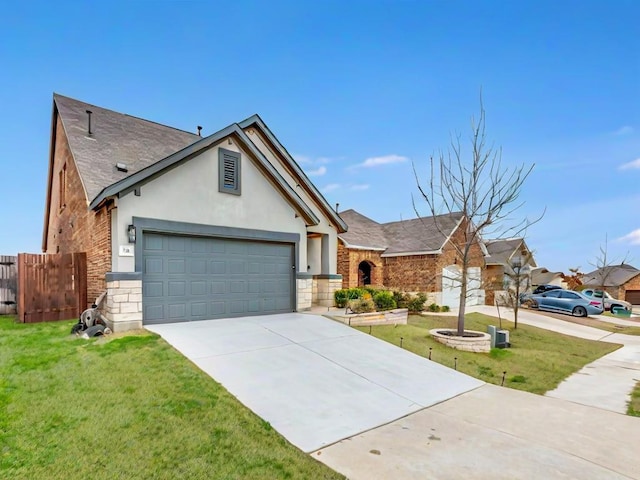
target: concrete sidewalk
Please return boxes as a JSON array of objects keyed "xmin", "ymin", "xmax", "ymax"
[
  {"xmin": 469, "ymin": 305, "xmax": 640, "ymax": 413},
  {"xmin": 316, "ymin": 384, "xmax": 640, "ymax": 479}
]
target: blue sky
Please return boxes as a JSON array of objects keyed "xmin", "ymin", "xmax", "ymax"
[{"xmin": 1, "ymin": 0, "xmax": 638, "ymax": 274}]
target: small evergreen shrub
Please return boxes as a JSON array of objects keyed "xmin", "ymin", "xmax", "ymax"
[
  {"xmin": 348, "ymin": 298, "xmax": 376, "ymax": 313},
  {"xmin": 393, "ymin": 291, "xmax": 410, "ymax": 309},
  {"xmin": 428, "ymin": 303, "xmax": 441, "ymax": 312},
  {"xmin": 334, "ymin": 289, "xmax": 349, "ymax": 308},
  {"xmin": 373, "ymin": 290, "xmax": 397, "ymax": 311},
  {"xmin": 407, "ymin": 293, "xmax": 427, "ymax": 313},
  {"xmin": 441, "ymin": 305, "xmax": 450, "ymax": 312}
]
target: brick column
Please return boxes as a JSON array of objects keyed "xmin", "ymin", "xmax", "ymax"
[{"xmin": 103, "ymin": 272, "xmax": 143, "ymax": 332}]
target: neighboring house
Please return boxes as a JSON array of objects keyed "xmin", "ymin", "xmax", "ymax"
[
  {"xmin": 337, "ymin": 209, "xmax": 486, "ymax": 307},
  {"xmin": 483, "ymin": 238, "xmax": 537, "ymax": 305},
  {"xmin": 581, "ymin": 264, "xmax": 640, "ymax": 304},
  {"xmin": 530, "ymin": 267, "xmax": 566, "ymax": 289},
  {"xmin": 42, "ymin": 94, "xmax": 346, "ymax": 331}
]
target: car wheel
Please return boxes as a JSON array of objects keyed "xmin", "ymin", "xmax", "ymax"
[{"xmin": 573, "ymin": 306, "xmax": 587, "ymax": 317}]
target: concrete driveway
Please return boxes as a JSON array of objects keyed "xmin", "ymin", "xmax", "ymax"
[{"xmin": 146, "ymin": 313, "xmax": 482, "ymax": 452}]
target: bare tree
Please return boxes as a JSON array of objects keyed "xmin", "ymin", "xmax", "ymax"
[
  {"xmin": 500, "ymin": 252, "xmax": 534, "ymax": 329},
  {"xmin": 413, "ymin": 97, "xmax": 541, "ymax": 335},
  {"xmin": 589, "ymin": 235, "xmax": 629, "ymax": 309}
]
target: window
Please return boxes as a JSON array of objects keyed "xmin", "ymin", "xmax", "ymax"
[
  {"xmin": 560, "ymin": 291, "xmax": 580, "ymax": 299},
  {"xmin": 59, "ymin": 163, "xmax": 67, "ymax": 210},
  {"xmin": 218, "ymin": 148, "xmax": 241, "ymax": 195}
]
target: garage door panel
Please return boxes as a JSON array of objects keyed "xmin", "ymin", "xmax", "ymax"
[
  {"xmin": 228, "ymin": 243, "xmax": 247, "ymax": 255},
  {"xmin": 211, "ymin": 261, "xmax": 225, "ymax": 274},
  {"xmin": 248, "ymin": 281, "xmax": 260, "ymax": 293},
  {"xmin": 191, "ymin": 259, "xmax": 207, "ymax": 274},
  {"xmin": 145, "ymin": 257, "xmax": 164, "ymax": 274},
  {"xmin": 229, "ymin": 261, "xmax": 245, "ymax": 274},
  {"xmin": 144, "ymin": 281, "xmax": 164, "ymax": 297},
  {"xmin": 248, "ymin": 262, "xmax": 261, "ymax": 274},
  {"xmin": 168, "ymin": 281, "xmax": 186, "ymax": 296},
  {"xmin": 230, "ymin": 301, "xmax": 245, "ymax": 314},
  {"xmin": 168, "ymin": 304, "xmax": 186, "ymax": 319},
  {"xmin": 168, "ymin": 236, "xmax": 187, "ymax": 252},
  {"xmin": 191, "ymin": 238, "xmax": 208, "ymax": 253},
  {"xmin": 191, "ymin": 281, "xmax": 207, "ymax": 295},
  {"xmin": 230, "ymin": 281, "xmax": 245, "ymax": 294},
  {"xmin": 144, "ymin": 235, "xmax": 164, "ymax": 250},
  {"xmin": 191, "ymin": 302, "xmax": 207, "ymax": 317},
  {"xmin": 211, "ymin": 281, "xmax": 226, "ymax": 294},
  {"xmin": 142, "ymin": 233, "xmax": 294, "ymax": 324},
  {"xmin": 168, "ymin": 259, "xmax": 186, "ymax": 274},
  {"xmin": 145, "ymin": 304, "xmax": 164, "ymax": 321}
]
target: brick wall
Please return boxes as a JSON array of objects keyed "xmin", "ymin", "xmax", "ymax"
[
  {"xmin": 338, "ymin": 218, "xmax": 486, "ymax": 294},
  {"xmin": 45, "ymin": 115, "xmax": 112, "ymax": 307},
  {"xmin": 337, "ymin": 241, "xmax": 384, "ymax": 288},
  {"xmin": 620, "ymin": 274, "xmax": 640, "ymax": 301}
]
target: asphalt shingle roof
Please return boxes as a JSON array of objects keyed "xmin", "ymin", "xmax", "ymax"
[
  {"xmin": 582, "ymin": 264, "xmax": 640, "ymax": 287},
  {"xmin": 54, "ymin": 94, "xmax": 200, "ymax": 202},
  {"xmin": 484, "ymin": 238, "xmax": 523, "ymax": 265},
  {"xmin": 338, "ymin": 209, "xmax": 464, "ymax": 255}
]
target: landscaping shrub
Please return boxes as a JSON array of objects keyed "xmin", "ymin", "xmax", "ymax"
[
  {"xmin": 373, "ymin": 290, "xmax": 397, "ymax": 311},
  {"xmin": 334, "ymin": 287, "xmax": 367, "ymax": 307},
  {"xmin": 348, "ymin": 298, "xmax": 376, "ymax": 313},
  {"xmin": 428, "ymin": 303, "xmax": 441, "ymax": 312},
  {"xmin": 441, "ymin": 305, "xmax": 450, "ymax": 312},
  {"xmin": 393, "ymin": 291, "xmax": 410, "ymax": 309},
  {"xmin": 407, "ymin": 293, "xmax": 427, "ymax": 313},
  {"xmin": 363, "ymin": 286, "xmax": 379, "ymax": 297},
  {"xmin": 334, "ymin": 289, "xmax": 349, "ymax": 308}
]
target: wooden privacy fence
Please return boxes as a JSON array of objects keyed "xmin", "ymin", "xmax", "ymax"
[
  {"xmin": 17, "ymin": 253, "xmax": 87, "ymax": 323},
  {"xmin": 0, "ymin": 255, "xmax": 17, "ymax": 314}
]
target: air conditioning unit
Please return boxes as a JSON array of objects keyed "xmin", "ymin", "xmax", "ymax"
[{"xmin": 496, "ymin": 329, "xmax": 510, "ymax": 348}]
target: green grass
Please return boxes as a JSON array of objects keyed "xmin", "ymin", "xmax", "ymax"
[
  {"xmin": 0, "ymin": 316, "xmax": 343, "ymax": 480},
  {"xmin": 355, "ymin": 313, "xmax": 621, "ymax": 395},
  {"xmin": 629, "ymin": 381, "xmax": 640, "ymax": 417},
  {"xmin": 569, "ymin": 314, "xmax": 640, "ymax": 335}
]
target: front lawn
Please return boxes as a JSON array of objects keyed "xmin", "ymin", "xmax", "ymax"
[
  {"xmin": 541, "ymin": 311, "xmax": 640, "ymax": 335},
  {"xmin": 356, "ymin": 313, "xmax": 621, "ymax": 394},
  {"xmin": 629, "ymin": 381, "xmax": 640, "ymax": 417},
  {"xmin": 0, "ymin": 316, "xmax": 342, "ymax": 480}
]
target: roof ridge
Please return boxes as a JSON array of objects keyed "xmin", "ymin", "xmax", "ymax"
[{"xmin": 53, "ymin": 93, "xmax": 200, "ymax": 138}]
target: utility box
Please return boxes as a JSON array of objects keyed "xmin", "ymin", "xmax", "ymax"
[{"xmin": 496, "ymin": 329, "xmax": 510, "ymax": 348}]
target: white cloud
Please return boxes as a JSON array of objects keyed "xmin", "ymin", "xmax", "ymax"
[
  {"xmin": 613, "ymin": 126, "xmax": 634, "ymax": 136},
  {"xmin": 353, "ymin": 154, "xmax": 408, "ymax": 169},
  {"xmin": 618, "ymin": 229, "xmax": 640, "ymax": 245},
  {"xmin": 350, "ymin": 184, "xmax": 370, "ymax": 191},
  {"xmin": 294, "ymin": 154, "xmax": 312, "ymax": 165},
  {"xmin": 321, "ymin": 183, "xmax": 340, "ymax": 193},
  {"xmin": 618, "ymin": 158, "xmax": 640, "ymax": 170},
  {"xmin": 306, "ymin": 166, "xmax": 327, "ymax": 177}
]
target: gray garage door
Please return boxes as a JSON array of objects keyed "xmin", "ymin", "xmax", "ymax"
[{"xmin": 142, "ymin": 233, "xmax": 294, "ymax": 324}]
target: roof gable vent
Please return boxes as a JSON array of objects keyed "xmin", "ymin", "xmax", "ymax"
[{"xmin": 116, "ymin": 162, "xmax": 128, "ymax": 173}]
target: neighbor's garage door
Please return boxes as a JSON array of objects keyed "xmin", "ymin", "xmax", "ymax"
[
  {"xmin": 625, "ymin": 290, "xmax": 640, "ymax": 305},
  {"xmin": 142, "ymin": 233, "xmax": 294, "ymax": 324}
]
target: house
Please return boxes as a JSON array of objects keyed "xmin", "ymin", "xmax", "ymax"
[
  {"xmin": 483, "ymin": 238, "xmax": 537, "ymax": 305},
  {"xmin": 529, "ymin": 267, "xmax": 565, "ymax": 289},
  {"xmin": 337, "ymin": 209, "xmax": 486, "ymax": 307},
  {"xmin": 581, "ymin": 264, "xmax": 640, "ymax": 304},
  {"xmin": 42, "ymin": 94, "xmax": 347, "ymax": 331}
]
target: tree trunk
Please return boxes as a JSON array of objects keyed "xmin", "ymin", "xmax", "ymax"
[{"xmin": 457, "ymin": 267, "xmax": 467, "ymax": 335}]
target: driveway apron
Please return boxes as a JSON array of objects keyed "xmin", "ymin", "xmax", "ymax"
[{"xmin": 146, "ymin": 313, "xmax": 483, "ymax": 452}]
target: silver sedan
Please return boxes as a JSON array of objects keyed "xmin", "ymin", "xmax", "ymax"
[{"xmin": 523, "ymin": 289, "xmax": 604, "ymax": 317}]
